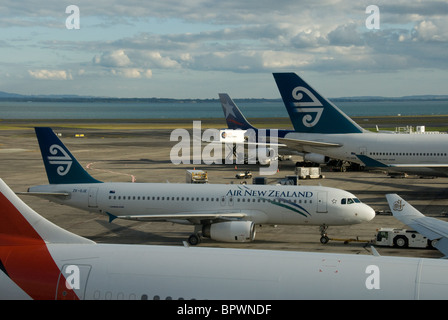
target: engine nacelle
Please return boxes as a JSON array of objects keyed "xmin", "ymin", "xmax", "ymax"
[
  {"xmin": 303, "ymin": 153, "xmax": 330, "ymax": 164},
  {"xmin": 203, "ymin": 221, "xmax": 256, "ymax": 243}
]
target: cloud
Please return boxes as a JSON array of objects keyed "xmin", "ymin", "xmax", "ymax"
[
  {"xmin": 327, "ymin": 23, "xmax": 365, "ymax": 47},
  {"xmin": 412, "ymin": 20, "xmax": 448, "ymax": 42},
  {"xmin": 3, "ymin": 0, "xmax": 448, "ymax": 97},
  {"xmin": 110, "ymin": 68, "xmax": 152, "ymax": 78},
  {"xmin": 28, "ymin": 69, "xmax": 73, "ymax": 80},
  {"xmin": 93, "ymin": 50, "xmax": 131, "ymax": 67}
]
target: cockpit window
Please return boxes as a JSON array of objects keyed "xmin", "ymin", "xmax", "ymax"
[{"xmin": 341, "ymin": 198, "xmax": 361, "ymax": 205}]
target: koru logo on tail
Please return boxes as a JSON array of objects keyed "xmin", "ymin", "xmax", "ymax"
[
  {"xmin": 291, "ymin": 86, "xmax": 324, "ymax": 128},
  {"xmin": 48, "ymin": 144, "xmax": 73, "ymax": 176},
  {"xmin": 392, "ymin": 200, "xmax": 405, "ymax": 212}
]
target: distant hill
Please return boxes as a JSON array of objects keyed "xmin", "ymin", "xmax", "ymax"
[
  {"xmin": 0, "ymin": 90, "xmax": 447, "ymax": 103},
  {"xmin": 0, "ymin": 91, "xmax": 25, "ymax": 98},
  {"xmin": 332, "ymin": 95, "xmax": 448, "ymax": 102}
]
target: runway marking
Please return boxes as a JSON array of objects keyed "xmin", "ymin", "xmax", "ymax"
[{"xmin": 86, "ymin": 162, "xmax": 136, "ymax": 182}]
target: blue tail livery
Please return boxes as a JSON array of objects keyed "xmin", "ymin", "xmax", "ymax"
[
  {"xmin": 219, "ymin": 93, "xmax": 256, "ymax": 130},
  {"xmin": 34, "ymin": 127, "xmax": 102, "ymax": 184},
  {"xmin": 273, "ymin": 73, "xmax": 364, "ymax": 134},
  {"xmin": 219, "ymin": 93, "xmax": 292, "ymax": 139}
]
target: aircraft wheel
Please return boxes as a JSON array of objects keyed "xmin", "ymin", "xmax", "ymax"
[
  {"xmin": 429, "ymin": 239, "xmax": 438, "ymax": 249},
  {"xmin": 188, "ymin": 234, "xmax": 201, "ymax": 246},
  {"xmin": 393, "ymin": 236, "xmax": 408, "ymax": 248},
  {"xmin": 320, "ymin": 236, "xmax": 330, "ymax": 244}
]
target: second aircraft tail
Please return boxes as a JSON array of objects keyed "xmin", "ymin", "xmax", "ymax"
[
  {"xmin": 273, "ymin": 73, "xmax": 365, "ymax": 134},
  {"xmin": 219, "ymin": 93, "xmax": 256, "ymax": 130}
]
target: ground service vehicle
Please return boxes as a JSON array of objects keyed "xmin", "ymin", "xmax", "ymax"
[{"xmin": 376, "ymin": 228, "xmax": 436, "ymax": 248}]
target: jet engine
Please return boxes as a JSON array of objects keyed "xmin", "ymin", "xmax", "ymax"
[
  {"xmin": 203, "ymin": 221, "xmax": 256, "ymax": 242},
  {"xmin": 303, "ymin": 153, "xmax": 330, "ymax": 164}
]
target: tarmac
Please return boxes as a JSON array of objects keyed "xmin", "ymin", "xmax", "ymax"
[{"xmin": 1, "ymin": 118, "xmax": 448, "ymax": 259}]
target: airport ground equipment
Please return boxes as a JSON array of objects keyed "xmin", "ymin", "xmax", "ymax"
[
  {"xmin": 375, "ymin": 228, "xmax": 436, "ymax": 249},
  {"xmin": 186, "ymin": 169, "xmax": 208, "ymax": 183}
]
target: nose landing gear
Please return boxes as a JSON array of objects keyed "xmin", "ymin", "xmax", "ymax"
[{"xmin": 319, "ymin": 225, "xmax": 330, "ymax": 244}]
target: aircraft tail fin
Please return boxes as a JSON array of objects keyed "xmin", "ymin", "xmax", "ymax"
[
  {"xmin": 0, "ymin": 178, "xmax": 94, "ymax": 245},
  {"xmin": 219, "ymin": 93, "xmax": 256, "ymax": 130},
  {"xmin": 273, "ymin": 73, "xmax": 364, "ymax": 134},
  {"xmin": 34, "ymin": 127, "xmax": 102, "ymax": 185}
]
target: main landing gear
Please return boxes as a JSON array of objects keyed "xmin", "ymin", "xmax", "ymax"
[
  {"xmin": 319, "ymin": 224, "xmax": 330, "ymax": 244},
  {"xmin": 188, "ymin": 233, "xmax": 202, "ymax": 246},
  {"xmin": 187, "ymin": 225, "xmax": 203, "ymax": 246}
]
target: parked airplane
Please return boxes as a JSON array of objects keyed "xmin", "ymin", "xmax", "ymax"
[
  {"xmin": 273, "ymin": 72, "xmax": 448, "ymax": 176},
  {"xmin": 220, "ymin": 74, "xmax": 448, "ymax": 176},
  {"xmin": 2, "ymin": 178, "xmax": 448, "ymax": 300},
  {"xmin": 386, "ymin": 193, "xmax": 448, "ymax": 257},
  {"xmin": 22, "ymin": 127, "xmax": 374, "ymax": 245}
]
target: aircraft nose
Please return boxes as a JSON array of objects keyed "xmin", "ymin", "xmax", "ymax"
[{"xmin": 357, "ymin": 204, "xmax": 376, "ymax": 222}]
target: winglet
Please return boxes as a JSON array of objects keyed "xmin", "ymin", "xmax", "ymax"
[
  {"xmin": 370, "ymin": 246, "xmax": 381, "ymax": 257},
  {"xmin": 386, "ymin": 193, "xmax": 447, "ymax": 249},
  {"xmin": 219, "ymin": 93, "xmax": 256, "ymax": 130},
  {"xmin": 34, "ymin": 127, "xmax": 102, "ymax": 184},
  {"xmin": 356, "ymin": 155, "xmax": 389, "ymax": 168},
  {"xmin": 106, "ymin": 212, "xmax": 118, "ymax": 223},
  {"xmin": 386, "ymin": 194, "xmax": 424, "ymax": 223}
]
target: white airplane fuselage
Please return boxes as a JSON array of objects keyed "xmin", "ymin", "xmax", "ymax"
[
  {"xmin": 2, "ymin": 243, "xmax": 448, "ymax": 300},
  {"xmin": 286, "ymin": 131, "xmax": 448, "ymax": 176},
  {"xmin": 1, "ymin": 178, "xmax": 446, "ymax": 300},
  {"xmin": 28, "ymin": 183, "xmax": 374, "ymax": 226}
]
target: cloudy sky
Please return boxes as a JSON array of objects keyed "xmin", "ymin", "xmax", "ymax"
[{"xmin": 0, "ymin": 0, "xmax": 447, "ymax": 98}]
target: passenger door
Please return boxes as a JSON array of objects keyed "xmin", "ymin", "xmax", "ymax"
[
  {"xmin": 88, "ymin": 187, "xmax": 98, "ymax": 208},
  {"xmin": 317, "ymin": 192, "xmax": 328, "ymax": 213}
]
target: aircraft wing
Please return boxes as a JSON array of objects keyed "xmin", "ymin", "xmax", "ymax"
[
  {"xmin": 279, "ymin": 137, "xmax": 342, "ymax": 149},
  {"xmin": 106, "ymin": 212, "xmax": 247, "ymax": 224},
  {"xmin": 386, "ymin": 194, "xmax": 448, "ymax": 256},
  {"xmin": 356, "ymin": 155, "xmax": 448, "ymax": 177},
  {"xmin": 357, "ymin": 155, "xmax": 448, "ymax": 169}
]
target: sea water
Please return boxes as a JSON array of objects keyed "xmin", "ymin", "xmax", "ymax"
[{"xmin": 0, "ymin": 99, "xmax": 447, "ymax": 119}]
